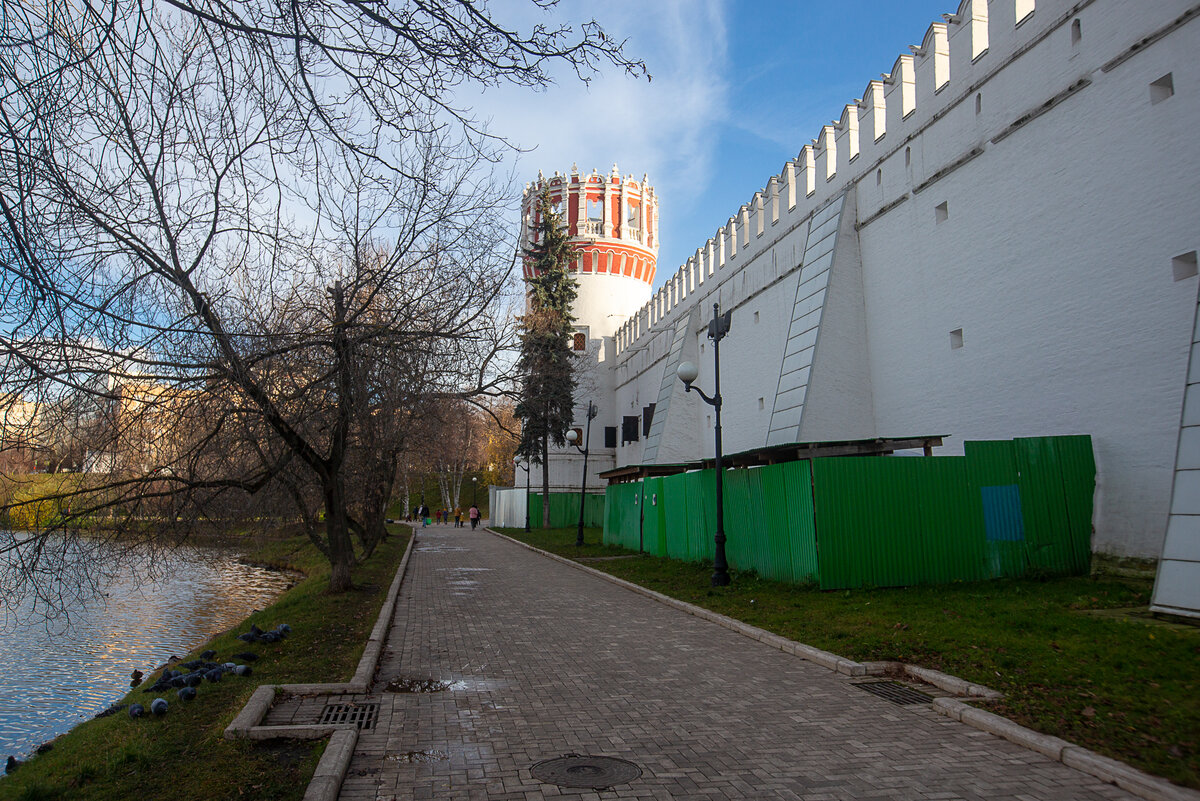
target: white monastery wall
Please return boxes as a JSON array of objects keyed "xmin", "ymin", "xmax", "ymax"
[{"xmin": 600, "ymin": 0, "xmax": 1200, "ymax": 560}]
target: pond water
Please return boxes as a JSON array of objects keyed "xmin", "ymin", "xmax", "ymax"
[{"xmin": 0, "ymin": 534, "xmax": 296, "ymax": 762}]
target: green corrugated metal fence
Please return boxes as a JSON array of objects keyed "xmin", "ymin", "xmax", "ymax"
[
  {"xmin": 601, "ymin": 436, "xmax": 1095, "ymax": 589},
  {"xmin": 603, "ymin": 483, "xmax": 642, "ymax": 550},
  {"xmin": 811, "ymin": 456, "xmax": 987, "ymax": 589},
  {"xmin": 528, "ymin": 492, "xmax": 605, "ymax": 529}
]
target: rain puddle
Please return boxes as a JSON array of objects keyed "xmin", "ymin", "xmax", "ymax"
[
  {"xmin": 383, "ymin": 677, "xmax": 453, "ymax": 693},
  {"xmin": 415, "ymin": 544, "xmax": 468, "ymax": 553},
  {"xmin": 387, "ymin": 750, "xmax": 448, "ymax": 764}
]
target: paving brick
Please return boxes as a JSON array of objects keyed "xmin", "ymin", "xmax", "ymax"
[{"xmin": 334, "ymin": 527, "xmax": 1144, "ymax": 800}]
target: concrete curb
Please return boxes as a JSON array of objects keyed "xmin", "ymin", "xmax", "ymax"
[
  {"xmin": 486, "ymin": 528, "xmax": 1200, "ymax": 801},
  {"xmin": 225, "ymin": 533, "xmax": 415, "ymax": 741},
  {"xmin": 303, "ymin": 729, "xmax": 359, "ymax": 801}
]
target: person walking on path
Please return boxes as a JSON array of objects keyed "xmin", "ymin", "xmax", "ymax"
[
  {"xmin": 468, "ymin": 504, "xmax": 480, "ymax": 529},
  {"xmin": 418, "ymin": 503, "xmax": 429, "ymax": 528},
  {"xmin": 454, "ymin": 507, "xmax": 463, "ymax": 528}
]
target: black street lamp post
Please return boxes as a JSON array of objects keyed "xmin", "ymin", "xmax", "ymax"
[
  {"xmin": 524, "ymin": 459, "xmax": 532, "ymax": 532},
  {"xmin": 472, "ymin": 476, "xmax": 478, "ymax": 506},
  {"xmin": 677, "ymin": 302, "xmax": 732, "ymax": 587},
  {"xmin": 565, "ymin": 401, "xmax": 598, "ymax": 547}
]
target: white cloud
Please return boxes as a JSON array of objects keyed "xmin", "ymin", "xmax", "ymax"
[{"xmin": 459, "ymin": 0, "xmax": 730, "ymax": 277}]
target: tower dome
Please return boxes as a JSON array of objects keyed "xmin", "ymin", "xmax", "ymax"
[{"xmin": 521, "ymin": 164, "xmax": 657, "ymax": 339}]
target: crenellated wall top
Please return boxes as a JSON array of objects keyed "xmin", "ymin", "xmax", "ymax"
[{"xmin": 613, "ymin": 0, "xmax": 1116, "ymax": 356}]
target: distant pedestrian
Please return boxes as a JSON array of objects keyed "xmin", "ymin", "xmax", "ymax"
[
  {"xmin": 454, "ymin": 507, "xmax": 463, "ymax": 528},
  {"xmin": 468, "ymin": 504, "xmax": 480, "ymax": 530},
  {"xmin": 419, "ymin": 504, "xmax": 430, "ymax": 528}
]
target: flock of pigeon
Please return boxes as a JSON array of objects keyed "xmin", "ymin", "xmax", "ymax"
[
  {"xmin": 125, "ymin": 622, "xmax": 292, "ymax": 720},
  {"xmin": 5, "ymin": 622, "xmax": 293, "ymax": 775}
]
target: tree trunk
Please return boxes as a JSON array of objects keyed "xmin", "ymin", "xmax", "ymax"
[
  {"xmin": 541, "ymin": 430, "xmax": 551, "ymax": 528},
  {"xmin": 324, "ymin": 483, "xmax": 356, "ymax": 592}
]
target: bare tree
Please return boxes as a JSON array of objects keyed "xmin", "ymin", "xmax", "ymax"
[{"xmin": 0, "ymin": 0, "xmax": 643, "ymax": 604}]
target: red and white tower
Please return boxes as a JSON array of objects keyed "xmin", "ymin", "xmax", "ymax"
[
  {"xmin": 521, "ymin": 164, "xmax": 657, "ymax": 339},
  {"xmin": 516, "ymin": 165, "xmax": 659, "ymax": 496}
]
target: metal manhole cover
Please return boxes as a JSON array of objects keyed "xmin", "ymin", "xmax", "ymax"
[
  {"xmin": 852, "ymin": 680, "xmax": 934, "ymax": 705},
  {"xmin": 319, "ymin": 701, "xmax": 379, "ymax": 729},
  {"xmin": 531, "ymin": 754, "xmax": 642, "ymax": 789}
]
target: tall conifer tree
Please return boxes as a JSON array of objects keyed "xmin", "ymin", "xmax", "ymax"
[{"xmin": 515, "ymin": 187, "xmax": 579, "ymax": 527}]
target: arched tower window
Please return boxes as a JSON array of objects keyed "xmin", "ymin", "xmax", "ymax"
[{"xmin": 572, "ymin": 332, "xmax": 587, "ymax": 351}]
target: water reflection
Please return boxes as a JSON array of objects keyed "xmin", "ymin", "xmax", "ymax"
[{"xmin": 0, "ymin": 534, "xmax": 294, "ymax": 761}]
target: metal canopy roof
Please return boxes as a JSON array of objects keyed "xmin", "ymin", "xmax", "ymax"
[{"xmin": 597, "ymin": 435, "xmax": 945, "ymax": 484}]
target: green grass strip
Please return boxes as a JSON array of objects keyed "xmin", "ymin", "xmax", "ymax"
[
  {"xmin": 499, "ymin": 526, "xmax": 1199, "ymax": 790},
  {"xmin": 0, "ymin": 527, "xmax": 411, "ymax": 801}
]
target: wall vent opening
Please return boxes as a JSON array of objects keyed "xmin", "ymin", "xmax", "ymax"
[
  {"xmin": 975, "ymin": 93, "xmax": 982, "ymax": 115},
  {"xmin": 1173, "ymin": 251, "xmax": 1198, "ymax": 281},
  {"xmin": 758, "ymin": 397, "xmax": 765, "ymax": 410},
  {"xmin": 950, "ymin": 328, "xmax": 964, "ymax": 350},
  {"xmin": 754, "ymin": 310, "xmax": 760, "ymax": 324},
  {"xmin": 935, "ymin": 201, "xmax": 949, "ymax": 224},
  {"xmin": 876, "ymin": 168, "xmax": 882, "ymax": 185},
  {"xmin": 1150, "ymin": 73, "xmax": 1174, "ymax": 104},
  {"xmin": 1070, "ymin": 18, "xmax": 1082, "ymax": 46},
  {"xmin": 905, "ymin": 147, "xmax": 912, "ymax": 167}
]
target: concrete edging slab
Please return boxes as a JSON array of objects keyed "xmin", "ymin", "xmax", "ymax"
[
  {"xmin": 224, "ymin": 532, "xmax": 414, "ymax": 751},
  {"xmin": 486, "ymin": 528, "xmax": 1199, "ymax": 801},
  {"xmin": 303, "ymin": 729, "xmax": 359, "ymax": 801}
]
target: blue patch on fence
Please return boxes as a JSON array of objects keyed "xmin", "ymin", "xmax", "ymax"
[{"xmin": 981, "ymin": 485, "xmax": 1025, "ymax": 542}]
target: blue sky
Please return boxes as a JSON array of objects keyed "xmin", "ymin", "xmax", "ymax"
[{"xmin": 471, "ymin": 1, "xmax": 959, "ymax": 287}]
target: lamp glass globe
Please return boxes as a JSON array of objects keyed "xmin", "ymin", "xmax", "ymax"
[
  {"xmin": 566, "ymin": 429, "xmax": 578, "ymax": 443},
  {"xmin": 677, "ymin": 360, "xmax": 699, "ymax": 384}
]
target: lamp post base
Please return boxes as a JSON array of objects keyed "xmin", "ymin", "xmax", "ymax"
[{"xmin": 711, "ymin": 569, "xmax": 731, "ymax": 587}]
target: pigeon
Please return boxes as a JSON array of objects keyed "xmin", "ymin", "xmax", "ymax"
[
  {"xmin": 204, "ymin": 669, "xmax": 223, "ymax": 683},
  {"xmin": 200, "ymin": 650, "xmax": 216, "ymax": 660},
  {"xmin": 236, "ymin": 632, "xmax": 256, "ymax": 642},
  {"xmin": 128, "ymin": 703, "xmax": 145, "ymax": 719},
  {"xmin": 176, "ymin": 687, "xmax": 197, "ymax": 701},
  {"xmin": 95, "ymin": 703, "xmax": 127, "ymax": 719},
  {"xmin": 185, "ymin": 673, "xmax": 203, "ymax": 687},
  {"xmin": 170, "ymin": 676, "xmax": 187, "ymax": 689},
  {"xmin": 222, "ymin": 662, "xmax": 237, "ymax": 670},
  {"xmin": 5, "ymin": 756, "xmax": 21, "ymax": 774},
  {"xmin": 233, "ymin": 665, "xmax": 252, "ymax": 677},
  {"xmin": 130, "ymin": 669, "xmax": 144, "ymax": 686},
  {"xmin": 182, "ymin": 660, "xmax": 202, "ymax": 671},
  {"xmin": 150, "ymin": 698, "xmax": 168, "ymax": 716},
  {"xmin": 232, "ymin": 652, "xmax": 258, "ymax": 662},
  {"xmin": 260, "ymin": 632, "xmax": 279, "ymax": 643}
]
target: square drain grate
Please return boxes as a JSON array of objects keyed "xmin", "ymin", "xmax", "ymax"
[
  {"xmin": 852, "ymin": 681, "xmax": 934, "ymax": 706},
  {"xmin": 319, "ymin": 702, "xmax": 379, "ymax": 729}
]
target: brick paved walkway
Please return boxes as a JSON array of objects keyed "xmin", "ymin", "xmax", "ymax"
[{"xmin": 337, "ymin": 526, "xmax": 1133, "ymax": 800}]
